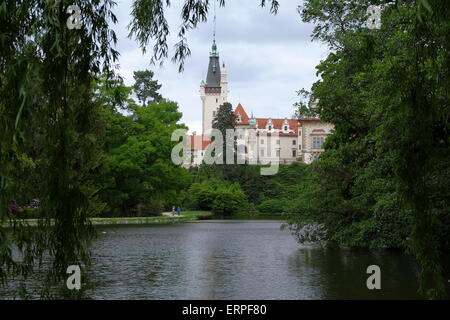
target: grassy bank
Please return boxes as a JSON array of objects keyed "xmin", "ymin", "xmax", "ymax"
[
  {"xmin": 2, "ymin": 211, "xmax": 285, "ymax": 227},
  {"xmin": 91, "ymin": 211, "xmax": 213, "ymax": 225},
  {"xmin": 92, "ymin": 212, "xmax": 285, "ymax": 224},
  {"xmin": 2, "ymin": 211, "xmax": 212, "ymax": 227}
]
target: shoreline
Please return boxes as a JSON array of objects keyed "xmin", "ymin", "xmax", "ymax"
[{"xmin": 2, "ymin": 211, "xmax": 285, "ymax": 227}]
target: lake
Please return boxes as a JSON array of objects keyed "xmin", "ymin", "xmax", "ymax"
[{"xmin": 82, "ymin": 220, "xmax": 424, "ymax": 299}]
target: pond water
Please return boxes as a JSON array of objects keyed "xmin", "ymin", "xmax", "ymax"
[{"xmin": 81, "ymin": 220, "xmax": 428, "ymax": 299}]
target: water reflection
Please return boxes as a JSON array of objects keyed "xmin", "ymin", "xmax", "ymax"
[
  {"xmin": 2, "ymin": 221, "xmax": 443, "ymax": 299},
  {"xmin": 84, "ymin": 221, "xmax": 425, "ymax": 299}
]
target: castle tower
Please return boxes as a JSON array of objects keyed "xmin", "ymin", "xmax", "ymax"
[{"xmin": 200, "ymin": 40, "xmax": 228, "ymax": 136}]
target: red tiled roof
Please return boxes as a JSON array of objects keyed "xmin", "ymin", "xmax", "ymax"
[
  {"xmin": 255, "ymin": 118, "xmax": 299, "ymax": 136},
  {"xmin": 233, "ymin": 103, "xmax": 303, "ymax": 136},
  {"xmin": 188, "ymin": 135, "xmax": 211, "ymax": 151},
  {"xmin": 234, "ymin": 103, "xmax": 249, "ymax": 124}
]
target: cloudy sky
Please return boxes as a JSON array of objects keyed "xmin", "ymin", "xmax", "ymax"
[{"xmin": 111, "ymin": 0, "xmax": 329, "ymax": 134}]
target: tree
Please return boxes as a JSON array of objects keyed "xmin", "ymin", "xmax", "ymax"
[
  {"xmin": 288, "ymin": 0, "xmax": 450, "ymax": 299},
  {"xmin": 212, "ymin": 102, "xmax": 236, "ymax": 178},
  {"xmin": 185, "ymin": 179, "xmax": 248, "ymax": 216},
  {"xmin": 97, "ymin": 84, "xmax": 192, "ymax": 216},
  {"xmin": 212, "ymin": 102, "xmax": 235, "ymax": 135},
  {"xmin": 132, "ymin": 70, "xmax": 162, "ymax": 106},
  {"xmin": 0, "ymin": 0, "xmax": 119, "ymax": 298}
]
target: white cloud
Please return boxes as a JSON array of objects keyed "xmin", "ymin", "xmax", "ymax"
[{"xmin": 111, "ymin": 0, "xmax": 329, "ymax": 133}]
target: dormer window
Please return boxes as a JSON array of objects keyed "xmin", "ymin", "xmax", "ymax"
[
  {"xmin": 236, "ymin": 115, "xmax": 242, "ymax": 123},
  {"xmin": 266, "ymin": 119, "xmax": 273, "ymax": 131},
  {"xmin": 283, "ymin": 119, "xmax": 290, "ymax": 132}
]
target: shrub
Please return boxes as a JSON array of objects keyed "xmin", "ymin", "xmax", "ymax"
[
  {"xmin": 257, "ymin": 199, "xmax": 288, "ymax": 214},
  {"xmin": 186, "ymin": 179, "xmax": 248, "ymax": 216},
  {"xmin": 211, "ymin": 185, "xmax": 247, "ymax": 216}
]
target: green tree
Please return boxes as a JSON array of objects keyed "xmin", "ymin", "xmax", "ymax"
[
  {"xmin": 212, "ymin": 102, "xmax": 236, "ymax": 178},
  {"xmin": 132, "ymin": 69, "xmax": 162, "ymax": 106},
  {"xmin": 185, "ymin": 179, "xmax": 248, "ymax": 216},
  {"xmin": 0, "ymin": 0, "xmax": 119, "ymax": 297},
  {"xmin": 99, "ymin": 96, "xmax": 192, "ymax": 217},
  {"xmin": 288, "ymin": 0, "xmax": 450, "ymax": 299},
  {"xmin": 212, "ymin": 102, "xmax": 236, "ymax": 134}
]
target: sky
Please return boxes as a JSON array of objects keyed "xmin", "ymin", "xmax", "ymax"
[{"xmin": 111, "ymin": 0, "xmax": 329, "ymax": 134}]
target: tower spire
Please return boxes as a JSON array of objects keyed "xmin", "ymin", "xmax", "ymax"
[
  {"xmin": 213, "ymin": 0, "xmax": 216, "ymax": 42},
  {"xmin": 200, "ymin": 0, "xmax": 228, "ymax": 137},
  {"xmin": 206, "ymin": 0, "xmax": 220, "ymax": 86},
  {"xmin": 210, "ymin": 0, "xmax": 218, "ymax": 58}
]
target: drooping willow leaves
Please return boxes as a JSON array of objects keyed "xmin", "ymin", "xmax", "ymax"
[
  {"xmin": 0, "ymin": 0, "xmax": 118, "ymax": 297},
  {"xmin": 128, "ymin": 0, "xmax": 279, "ymax": 71}
]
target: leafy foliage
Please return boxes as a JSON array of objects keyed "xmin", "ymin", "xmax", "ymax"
[
  {"xmin": 186, "ymin": 179, "xmax": 248, "ymax": 216},
  {"xmin": 128, "ymin": 0, "xmax": 279, "ymax": 71},
  {"xmin": 212, "ymin": 102, "xmax": 236, "ymax": 175},
  {"xmin": 257, "ymin": 199, "xmax": 288, "ymax": 215},
  {"xmin": 95, "ymin": 77, "xmax": 191, "ymax": 217},
  {"xmin": 132, "ymin": 70, "xmax": 162, "ymax": 106},
  {"xmin": 0, "ymin": 0, "xmax": 119, "ymax": 297},
  {"xmin": 288, "ymin": 0, "xmax": 450, "ymax": 299}
]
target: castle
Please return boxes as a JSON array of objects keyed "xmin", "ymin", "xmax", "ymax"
[{"xmin": 186, "ymin": 41, "xmax": 333, "ymax": 166}]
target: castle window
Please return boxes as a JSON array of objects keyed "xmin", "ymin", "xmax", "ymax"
[
  {"xmin": 260, "ymin": 139, "xmax": 265, "ymax": 145},
  {"xmin": 312, "ymin": 137, "xmax": 325, "ymax": 149},
  {"xmin": 292, "ymin": 140, "xmax": 296, "ymax": 145},
  {"xmin": 216, "ymin": 98, "xmax": 218, "ymax": 103},
  {"xmin": 268, "ymin": 126, "xmax": 272, "ymax": 131},
  {"xmin": 213, "ymin": 111, "xmax": 217, "ymax": 117},
  {"xmin": 292, "ymin": 150, "xmax": 297, "ymax": 157},
  {"xmin": 276, "ymin": 149, "xmax": 280, "ymax": 157},
  {"xmin": 284, "ymin": 126, "xmax": 288, "ymax": 131},
  {"xmin": 276, "ymin": 139, "xmax": 280, "ymax": 145},
  {"xmin": 260, "ymin": 149, "xmax": 265, "ymax": 157},
  {"xmin": 236, "ymin": 115, "xmax": 242, "ymax": 123}
]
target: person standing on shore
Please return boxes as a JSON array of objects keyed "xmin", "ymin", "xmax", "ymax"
[
  {"xmin": 177, "ymin": 207, "xmax": 181, "ymax": 216},
  {"xmin": 172, "ymin": 205, "xmax": 176, "ymax": 216}
]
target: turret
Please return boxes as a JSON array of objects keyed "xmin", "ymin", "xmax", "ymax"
[{"xmin": 201, "ymin": 40, "xmax": 229, "ymax": 136}]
